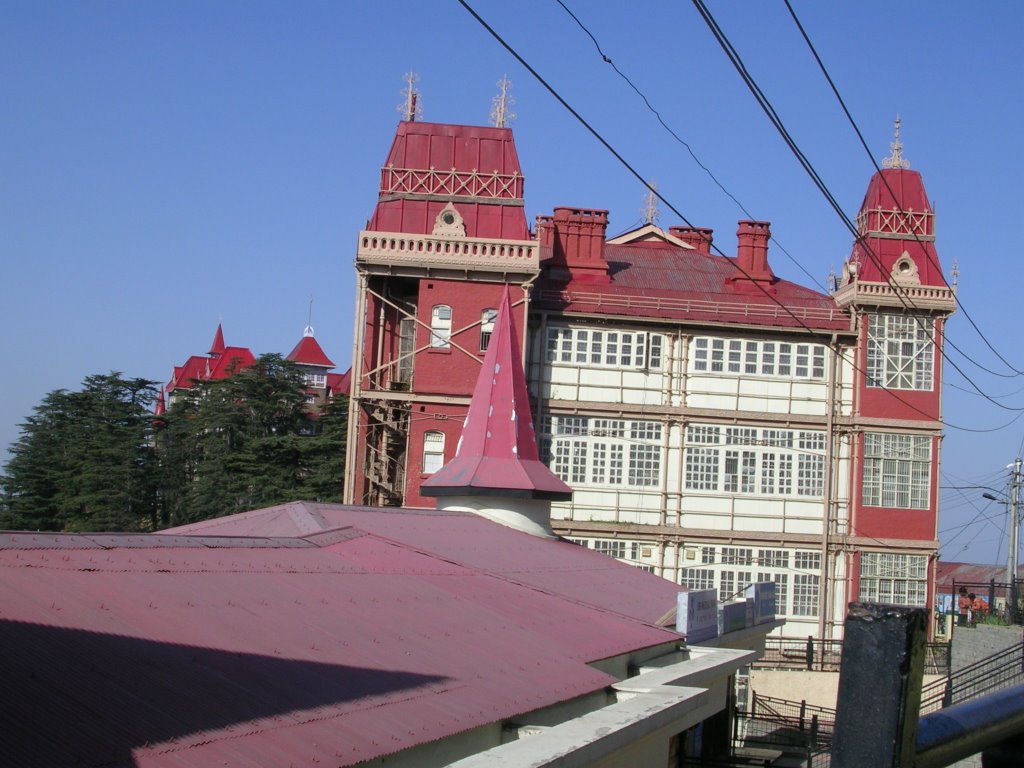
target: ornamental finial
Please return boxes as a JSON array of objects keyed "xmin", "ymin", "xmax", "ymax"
[
  {"xmin": 398, "ymin": 71, "xmax": 422, "ymax": 122},
  {"xmin": 489, "ymin": 75, "xmax": 516, "ymax": 128},
  {"xmin": 642, "ymin": 183, "xmax": 660, "ymax": 225},
  {"xmin": 882, "ymin": 114, "xmax": 910, "ymax": 169}
]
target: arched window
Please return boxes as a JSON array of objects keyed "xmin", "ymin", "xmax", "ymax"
[
  {"xmin": 430, "ymin": 305, "xmax": 452, "ymax": 348},
  {"xmin": 423, "ymin": 430, "xmax": 446, "ymax": 473},
  {"xmin": 479, "ymin": 308, "xmax": 497, "ymax": 351}
]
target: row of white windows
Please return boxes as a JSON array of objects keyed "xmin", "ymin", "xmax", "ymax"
[
  {"xmin": 427, "ymin": 419, "xmax": 931, "ymax": 510},
  {"xmin": 543, "ymin": 314, "xmax": 934, "ymax": 392},
  {"xmin": 546, "ymin": 327, "xmax": 664, "ymax": 370},
  {"xmin": 691, "ymin": 337, "xmax": 827, "ymax": 380}
]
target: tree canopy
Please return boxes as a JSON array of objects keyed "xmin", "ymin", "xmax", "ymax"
[{"xmin": 1, "ymin": 357, "xmax": 348, "ymax": 532}]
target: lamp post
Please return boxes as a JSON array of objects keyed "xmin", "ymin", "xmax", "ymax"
[{"xmin": 983, "ymin": 457, "xmax": 1022, "ymax": 622}]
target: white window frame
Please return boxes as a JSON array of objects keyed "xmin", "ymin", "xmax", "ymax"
[
  {"xmin": 684, "ymin": 424, "xmax": 826, "ymax": 498},
  {"xmin": 542, "ymin": 416, "xmax": 662, "ymax": 489},
  {"xmin": 691, "ymin": 336, "xmax": 827, "ymax": 380},
  {"xmin": 866, "ymin": 314, "xmax": 934, "ymax": 390},
  {"xmin": 545, "ymin": 327, "xmax": 665, "ymax": 371},
  {"xmin": 430, "ymin": 305, "xmax": 452, "ymax": 349},
  {"xmin": 479, "ymin": 308, "xmax": 497, "ymax": 352},
  {"xmin": 423, "ymin": 430, "xmax": 445, "ymax": 474},
  {"xmin": 862, "ymin": 433, "xmax": 931, "ymax": 509},
  {"xmin": 858, "ymin": 552, "xmax": 928, "ymax": 607}
]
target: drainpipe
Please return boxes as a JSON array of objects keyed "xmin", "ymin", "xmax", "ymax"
[{"xmin": 820, "ymin": 333, "xmax": 839, "ymax": 639}]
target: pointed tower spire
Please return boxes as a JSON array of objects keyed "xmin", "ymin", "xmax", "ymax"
[
  {"xmin": 398, "ymin": 71, "xmax": 422, "ymax": 122},
  {"xmin": 642, "ymin": 183, "xmax": 660, "ymax": 225},
  {"xmin": 208, "ymin": 323, "xmax": 226, "ymax": 357},
  {"xmin": 489, "ymin": 75, "xmax": 515, "ymax": 128},
  {"xmin": 882, "ymin": 114, "xmax": 910, "ymax": 170},
  {"xmin": 422, "ymin": 286, "xmax": 571, "ymax": 536},
  {"xmin": 154, "ymin": 388, "xmax": 166, "ymax": 417}
]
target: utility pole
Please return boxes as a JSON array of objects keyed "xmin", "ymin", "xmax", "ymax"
[{"xmin": 1009, "ymin": 458, "xmax": 1022, "ymax": 621}]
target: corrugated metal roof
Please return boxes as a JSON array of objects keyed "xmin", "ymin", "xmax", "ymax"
[
  {"xmin": 5, "ymin": 505, "xmax": 682, "ymax": 767},
  {"xmin": 537, "ymin": 242, "xmax": 851, "ymax": 332}
]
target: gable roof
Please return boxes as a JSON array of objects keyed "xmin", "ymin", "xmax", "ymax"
[{"xmin": 3, "ymin": 504, "xmax": 682, "ymax": 767}]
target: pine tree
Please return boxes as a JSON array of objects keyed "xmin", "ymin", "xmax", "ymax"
[{"xmin": 1, "ymin": 374, "xmax": 159, "ymax": 531}]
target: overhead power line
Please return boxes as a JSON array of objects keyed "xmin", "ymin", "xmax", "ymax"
[
  {"xmin": 689, "ymin": 0, "xmax": 1024, "ymax": 414},
  {"xmin": 782, "ymin": 0, "xmax": 1024, "ymax": 380},
  {"xmin": 456, "ymin": 0, "xmax": 1020, "ymax": 433}
]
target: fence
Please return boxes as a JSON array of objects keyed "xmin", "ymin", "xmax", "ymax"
[
  {"xmin": 920, "ymin": 635, "xmax": 1024, "ymax": 714},
  {"xmin": 754, "ymin": 635, "xmax": 950, "ymax": 675}
]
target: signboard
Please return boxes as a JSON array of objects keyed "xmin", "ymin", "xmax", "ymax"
[
  {"xmin": 744, "ymin": 581, "xmax": 777, "ymax": 625},
  {"xmin": 677, "ymin": 589, "xmax": 718, "ymax": 643}
]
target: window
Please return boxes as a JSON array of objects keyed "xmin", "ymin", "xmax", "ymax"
[
  {"xmin": 866, "ymin": 314, "xmax": 934, "ymax": 390},
  {"xmin": 692, "ymin": 336, "xmax": 827, "ymax": 380},
  {"xmin": 479, "ymin": 308, "xmax": 497, "ymax": 351},
  {"xmin": 684, "ymin": 424, "xmax": 825, "ymax": 497},
  {"xmin": 681, "ymin": 568, "xmax": 715, "ymax": 591},
  {"xmin": 862, "ymin": 433, "xmax": 931, "ymax": 509},
  {"xmin": 430, "ymin": 305, "xmax": 452, "ymax": 348},
  {"xmin": 543, "ymin": 416, "xmax": 662, "ymax": 488},
  {"xmin": 758, "ymin": 572, "xmax": 788, "ymax": 615},
  {"xmin": 793, "ymin": 550, "xmax": 822, "ymax": 616},
  {"xmin": 593, "ymin": 539, "xmax": 627, "ymax": 559},
  {"xmin": 423, "ymin": 431, "xmax": 445, "ymax": 473},
  {"xmin": 545, "ymin": 327, "xmax": 665, "ymax": 370},
  {"xmin": 859, "ymin": 552, "xmax": 928, "ymax": 607},
  {"xmin": 304, "ymin": 372, "xmax": 327, "ymax": 387},
  {"xmin": 720, "ymin": 570, "xmax": 751, "ymax": 602}
]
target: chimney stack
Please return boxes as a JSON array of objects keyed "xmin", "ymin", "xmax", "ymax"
[
  {"xmin": 669, "ymin": 226, "xmax": 714, "ymax": 254},
  {"xmin": 547, "ymin": 207, "xmax": 610, "ymax": 283},
  {"xmin": 733, "ymin": 220, "xmax": 774, "ymax": 282}
]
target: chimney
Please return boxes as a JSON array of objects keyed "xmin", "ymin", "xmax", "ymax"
[
  {"xmin": 549, "ymin": 207, "xmax": 610, "ymax": 283},
  {"xmin": 733, "ymin": 220, "xmax": 774, "ymax": 282},
  {"xmin": 669, "ymin": 226, "xmax": 714, "ymax": 254}
]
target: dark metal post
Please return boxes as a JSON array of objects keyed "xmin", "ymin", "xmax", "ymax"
[
  {"xmin": 806, "ymin": 634, "xmax": 813, "ymax": 671},
  {"xmin": 989, "ymin": 578, "xmax": 996, "ymax": 615},
  {"xmin": 799, "ymin": 700, "xmax": 807, "ymax": 731},
  {"xmin": 830, "ymin": 603, "xmax": 928, "ymax": 767}
]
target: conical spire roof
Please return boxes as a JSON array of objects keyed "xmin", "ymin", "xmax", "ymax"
[
  {"xmin": 208, "ymin": 323, "xmax": 226, "ymax": 357},
  {"xmin": 421, "ymin": 286, "xmax": 572, "ymax": 500},
  {"xmin": 286, "ymin": 325, "xmax": 335, "ymax": 368}
]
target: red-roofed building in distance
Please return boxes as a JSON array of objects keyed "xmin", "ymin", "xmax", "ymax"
[
  {"xmin": 345, "ymin": 106, "xmax": 955, "ymax": 641},
  {"xmin": 164, "ymin": 323, "xmax": 349, "ymax": 411}
]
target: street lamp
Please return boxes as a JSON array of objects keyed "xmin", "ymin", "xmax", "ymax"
[{"xmin": 981, "ymin": 474, "xmax": 1020, "ymax": 622}]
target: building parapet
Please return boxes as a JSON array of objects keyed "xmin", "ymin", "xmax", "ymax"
[
  {"xmin": 834, "ymin": 280, "xmax": 956, "ymax": 311},
  {"xmin": 357, "ymin": 230, "xmax": 539, "ymax": 274}
]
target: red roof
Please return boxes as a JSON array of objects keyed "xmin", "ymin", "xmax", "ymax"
[
  {"xmin": 421, "ymin": 286, "xmax": 573, "ymax": 501},
  {"xmin": 207, "ymin": 346, "xmax": 256, "ymax": 380},
  {"xmin": 208, "ymin": 323, "xmax": 226, "ymax": 356},
  {"xmin": 166, "ymin": 355, "xmax": 209, "ymax": 393},
  {"xmin": 2, "ymin": 504, "xmax": 682, "ymax": 766},
  {"xmin": 327, "ymin": 369, "xmax": 350, "ymax": 397},
  {"xmin": 537, "ymin": 241, "xmax": 850, "ymax": 332},
  {"xmin": 368, "ymin": 121, "xmax": 530, "ymax": 241},
  {"xmin": 286, "ymin": 332, "xmax": 335, "ymax": 368},
  {"xmin": 848, "ymin": 168, "xmax": 945, "ymax": 287}
]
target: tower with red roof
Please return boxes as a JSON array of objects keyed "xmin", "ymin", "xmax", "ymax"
[
  {"xmin": 834, "ymin": 118, "xmax": 956, "ymax": 607},
  {"xmin": 344, "ymin": 114, "xmax": 540, "ymax": 508}
]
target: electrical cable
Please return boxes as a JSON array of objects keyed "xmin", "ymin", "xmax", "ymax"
[
  {"xmin": 783, "ymin": 0, "xmax": 1024, "ymax": 379},
  {"xmin": 456, "ymin": 0, "xmax": 1023, "ymax": 433},
  {"xmin": 690, "ymin": 0, "xmax": 1024, "ymax": 413}
]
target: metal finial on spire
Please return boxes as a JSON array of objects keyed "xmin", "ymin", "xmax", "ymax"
[
  {"xmin": 398, "ymin": 71, "xmax": 422, "ymax": 122},
  {"xmin": 304, "ymin": 296, "xmax": 314, "ymax": 337},
  {"xmin": 882, "ymin": 114, "xmax": 910, "ymax": 169},
  {"xmin": 642, "ymin": 183, "xmax": 660, "ymax": 225},
  {"xmin": 951, "ymin": 258, "xmax": 960, "ymax": 289},
  {"xmin": 489, "ymin": 75, "xmax": 516, "ymax": 128},
  {"xmin": 826, "ymin": 264, "xmax": 837, "ymax": 295}
]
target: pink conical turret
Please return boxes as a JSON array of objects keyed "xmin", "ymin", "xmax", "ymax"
[{"xmin": 422, "ymin": 286, "xmax": 571, "ymax": 536}]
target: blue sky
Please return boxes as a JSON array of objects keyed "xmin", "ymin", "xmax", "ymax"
[{"xmin": 2, "ymin": 1, "xmax": 1022, "ymax": 564}]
